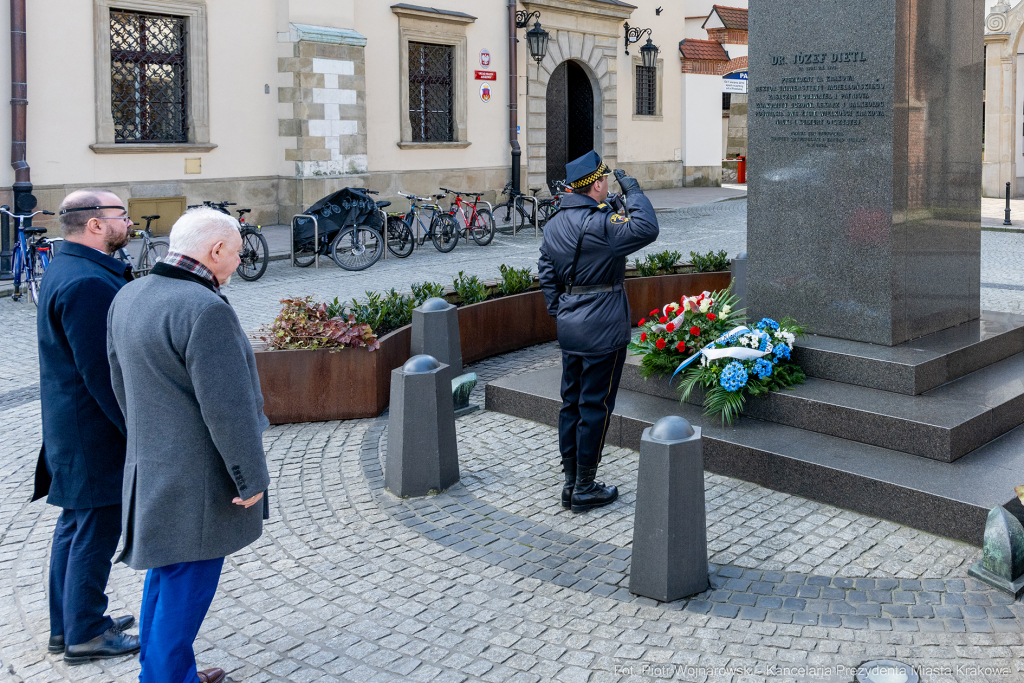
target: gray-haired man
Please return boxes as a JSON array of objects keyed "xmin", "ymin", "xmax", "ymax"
[{"xmin": 107, "ymin": 207, "xmax": 269, "ymax": 683}]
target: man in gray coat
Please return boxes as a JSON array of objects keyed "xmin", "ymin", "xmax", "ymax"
[{"xmin": 107, "ymin": 207, "xmax": 269, "ymax": 683}]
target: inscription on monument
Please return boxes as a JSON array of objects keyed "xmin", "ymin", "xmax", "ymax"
[{"xmin": 753, "ymin": 50, "xmax": 885, "ymax": 149}]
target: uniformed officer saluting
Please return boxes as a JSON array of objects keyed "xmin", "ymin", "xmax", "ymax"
[{"xmin": 538, "ymin": 151, "xmax": 659, "ymax": 513}]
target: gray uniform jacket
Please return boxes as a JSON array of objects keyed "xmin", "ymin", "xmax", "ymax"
[
  {"xmin": 107, "ymin": 264, "xmax": 270, "ymax": 570},
  {"xmin": 538, "ymin": 191, "xmax": 659, "ymax": 356}
]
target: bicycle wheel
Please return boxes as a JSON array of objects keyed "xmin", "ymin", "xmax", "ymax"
[
  {"xmin": 468, "ymin": 208, "xmax": 495, "ymax": 246},
  {"xmin": 138, "ymin": 239, "xmax": 169, "ymax": 276},
  {"xmin": 236, "ymin": 229, "xmax": 269, "ymax": 281},
  {"xmin": 386, "ymin": 216, "xmax": 414, "ymax": 258},
  {"xmin": 28, "ymin": 249, "xmax": 46, "ymax": 306},
  {"xmin": 330, "ymin": 225, "xmax": 383, "ymax": 271},
  {"xmin": 493, "ymin": 202, "xmax": 526, "ymax": 235},
  {"xmin": 11, "ymin": 245, "xmax": 23, "ymax": 300},
  {"xmin": 430, "ymin": 214, "xmax": 459, "ymax": 253},
  {"xmin": 538, "ymin": 201, "xmax": 556, "ymax": 228}
]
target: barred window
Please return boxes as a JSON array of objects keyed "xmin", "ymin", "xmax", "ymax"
[
  {"xmin": 408, "ymin": 42, "xmax": 453, "ymax": 142},
  {"xmin": 635, "ymin": 65, "xmax": 657, "ymax": 116},
  {"xmin": 723, "ymin": 93, "xmax": 732, "ymax": 111},
  {"xmin": 110, "ymin": 10, "xmax": 188, "ymax": 143}
]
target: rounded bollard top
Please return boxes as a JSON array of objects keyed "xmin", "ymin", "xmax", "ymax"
[
  {"xmin": 649, "ymin": 416, "xmax": 695, "ymax": 443},
  {"xmin": 419, "ymin": 297, "xmax": 450, "ymax": 312},
  {"xmin": 403, "ymin": 354, "xmax": 441, "ymax": 374},
  {"xmin": 735, "ymin": 251, "xmax": 747, "ymax": 260}
]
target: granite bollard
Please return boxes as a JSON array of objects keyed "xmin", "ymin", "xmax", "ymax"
[
  {"xmin": 412, "ymin": 296, "xmax": 479, "ymax": 415},
  {"xmin": 412, "ymin": 297, "xmax": 462, "ymax": 378},
  {"xmin": 968, "ymin": 506, "xmax": 1024, "ymax": 597},
  {"xmin": 629, "ymin": 416, "xmax": 708, "ymax": 602},
  {"xmin": 385, "ymin": 354, "xmax": 460, "ymax": 498}
]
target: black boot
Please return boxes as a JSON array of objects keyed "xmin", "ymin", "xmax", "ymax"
[
  {"xmin": 571, "ymin": 465, "xmax": 618, "ymax": 513},
  {"xmin": 561, "ymin": 456, "xmax": 576, "ymax": 508}
]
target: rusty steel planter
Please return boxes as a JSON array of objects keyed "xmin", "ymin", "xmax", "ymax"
[{"xmin": 255, "ymin": 271, "xmax": 731, "ymax": 424}]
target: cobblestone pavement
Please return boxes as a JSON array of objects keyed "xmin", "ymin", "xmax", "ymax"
[{"xmin": 3, "ymin": 201, "xmax": 1024, "ymax": 682}]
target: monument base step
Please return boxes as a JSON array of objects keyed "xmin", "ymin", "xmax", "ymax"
[
  {"xmin": 619, "ymin": 349, "xmax": 1024, "ymax": 463},
  {"xmin": 792, "ymin": 311, "xmax": 1024, "ymax": 396},
  {"xmin": 486, "ymin": 366, "xmax": 1024, "ymax": 546}
]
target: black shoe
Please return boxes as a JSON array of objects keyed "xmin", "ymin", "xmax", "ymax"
[
  {"xmin": 47, "ymin": 615, "xmax": 134, "ymax": 654},
  {"xmin": 63, "ymin": 627, "xmax": 140, "ymax": 665},
  {"xmin": 560, "ymin": 456, "xmax": 576, "ymax": 509},
  {"xmin": 570, "ymin": 465, "xmax": 618, "ymax": 513}
]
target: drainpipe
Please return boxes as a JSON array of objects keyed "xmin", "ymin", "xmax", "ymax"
[
  {"xmin": 507, "ymin": 0, "xmax": 520, "ymax": 196},
  {"xmin": 3, "ymin": 0, "xmax": 34, "ymax": 278}
]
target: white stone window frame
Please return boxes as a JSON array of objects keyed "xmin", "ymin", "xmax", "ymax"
[
  {"xmin": 392, "ymin": 5, "xmax": 474, "ymax": 150},
  {"xmin": 91, "ymin": 0, "xmax": 215, "ymax": 154},
  {"xmin": 632, "ymin": 55, "xmax": 664, "ymax": 121}
]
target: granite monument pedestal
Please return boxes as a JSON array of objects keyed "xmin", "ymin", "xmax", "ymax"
[{"xmin": 747, "ymin": 0, "xmax": 984, "ymax": 346}]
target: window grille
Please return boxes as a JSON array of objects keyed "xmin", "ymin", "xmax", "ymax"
[
  {"xmin": 409, "ymin": 42, "xmax": 454, "ymax": 142},
  {"xmin": 635, "ymin": 65, "xmax": 657, "ymax": 116},
  {"xmin": 110, "ymin": 10, "xmax": 188, "ymax": 143},
  {"xmin": 723, "ymin": 93, "xmax": 732, "ymax": 111}
]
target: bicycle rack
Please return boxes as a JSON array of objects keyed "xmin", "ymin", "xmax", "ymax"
[
  {"xmin": 516, "ymin": 196, "xmax": 541, "ymax": 237},
  {"xmin": 291, "ymin": 214, "xmax": 319, "ymax": 269}
]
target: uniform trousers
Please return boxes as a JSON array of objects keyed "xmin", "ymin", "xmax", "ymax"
[
  {"xmin": 49, "ymin": 504, "xmax": 121, "ymax": 645},
  {"xmin": 138, "ymin": 557, "xmax": 224, "ymax": 683},
  {"xmin": 558, "ymin": 348, "xmax": 627, "ymax": 468}
]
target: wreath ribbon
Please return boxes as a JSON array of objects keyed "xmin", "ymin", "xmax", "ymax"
[{"xmin": 670, "ymin": 325, "xmax": 769, "ymax": 381}]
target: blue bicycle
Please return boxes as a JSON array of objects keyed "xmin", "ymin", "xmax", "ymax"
[
  {"xmin": 397, "ymin": 191, "xmax": 458, "ymax": 252},
  {"xmin": 5, "ymin": 206, "xmax": 56, "ymax": 304}
]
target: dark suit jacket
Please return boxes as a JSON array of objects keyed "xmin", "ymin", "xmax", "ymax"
[
  {"xmin": 33, "ymin": 240, "xmax": 131, "ymax": 509},
  {"xmin": 538, "ymin": 191, "xmax": 659, "ymax": 356}
]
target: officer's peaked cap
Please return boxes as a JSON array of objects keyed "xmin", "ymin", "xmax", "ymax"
[{"xmin": 565, "ymin": 151, "xmax": 610, "ymax": 189}]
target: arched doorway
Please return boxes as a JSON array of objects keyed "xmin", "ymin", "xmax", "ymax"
[{"xmin": 546, "ymin": 60, "xmax": 594, "ymax": 191}]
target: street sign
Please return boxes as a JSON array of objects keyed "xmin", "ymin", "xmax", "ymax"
[
  {"xmin": 723, "ymin": 71, "xmax": 748, "ymax": 94},
  {"xmin": 480, "ymin": 49, "xmax": 490, "ymax": 67},
  {"xmin": 474, "ymin": 71, "xmax": 496, "ymax": 81}
]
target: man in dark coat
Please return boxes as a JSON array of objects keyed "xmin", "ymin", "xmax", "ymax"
[
  {"xmin": 35, "ymin": 189, "xmax": 140, "ymax": 663},
  {"xmin": 538, "ymin": 151, "xmax": 659, "ymax": 512},
  {"xmin": 108, "ymin": 207, "xmax": 269, "ymax": 683}
]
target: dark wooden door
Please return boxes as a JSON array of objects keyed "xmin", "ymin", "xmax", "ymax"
[{"xmin": 546, "ymin": 61, "xmax": 594, "ymax": 192}]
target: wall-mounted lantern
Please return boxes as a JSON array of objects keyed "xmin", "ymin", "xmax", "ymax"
[
  {"xmin": 624, "ymin": 22, "xmax": 659, "ymax": 67},
  {"xmin": 516, "ymin": 11, "xmax": 549, "ymax": 64}
]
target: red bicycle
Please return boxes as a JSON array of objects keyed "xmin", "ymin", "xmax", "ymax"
[{"xmin": 440, "ymin": 188, "xmax": 495, "ymax": 246}]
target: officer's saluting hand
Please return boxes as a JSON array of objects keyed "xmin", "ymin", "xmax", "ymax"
[{"xmin": 537, "ymin": 151, "xmax": 659, "ymax": 513}]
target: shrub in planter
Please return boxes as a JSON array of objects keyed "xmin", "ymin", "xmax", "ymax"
[
  {"xmin": 340, "ymin": 289, "xmax": 415, "ymax": 337},
  {"xmin": 260, "ymin": 296, "xmax": 379, "ymax": 351},
  {"xmin": 498, "ymin": 264, "xmax": 533, "ymax": 296},
  {"xmin": 634, "ymin": 250, "xmax": 682, "ymax": 276},
  {"xmin": 411, "ymin": 281, "xmax": 447, "ymax": 303},
  {"xmin": 453, "ymin": 271, "xmax": 488, "ymax": 305},
  {"xmin": 690, "ymin": 249, "xmax": 730, "ymax": 273}
]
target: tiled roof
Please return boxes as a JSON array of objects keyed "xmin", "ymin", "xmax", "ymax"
[
  {"xmin": 678, "ymin": 39, "xmax": 730, "ymax": 61},
  {"xmin": 705, "ymin": 5, "xmax": 748, "ymax": 30}
]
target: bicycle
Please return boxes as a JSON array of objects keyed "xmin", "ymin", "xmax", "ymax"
[
  {"xmin": 4, "ymin": 206, "xmax": 55, "ymax": 304},
  {"xmin": 114, "ymin": 214, "xmax": 169, "ymax": 277},
  {"xmin": 440, "ymin": 188, "xmax": 495, "ymax": 246},
  {"xmin": 493, "ymin": 183, "xmax": 559, "ymax": 235},
  {"xmin": 188, "ymin": 201, "xmax": 269, "ymax": 281},
  {"xmin": 397, "ymin": 192, "xmax": 459, "ymax": 253}
]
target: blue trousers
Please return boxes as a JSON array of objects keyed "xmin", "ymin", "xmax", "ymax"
[
  {"xmin": 49, "ymin": 504, "xmax": 121, "ymax": 645},
  {"xmin": 559, "ymin": 348, "xmax": 627, "ymax": 468},
  {"xmin": 138, "ymin": 557, "xmax": 224, "ymax": 683}
]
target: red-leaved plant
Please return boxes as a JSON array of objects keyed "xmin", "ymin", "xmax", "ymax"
[{"xmin": 260, "ymin": 296, "xmax": 380, "ymax": 352}]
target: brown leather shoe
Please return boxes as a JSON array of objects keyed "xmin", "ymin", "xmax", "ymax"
[{"xmin": 197, "ymin": 668, "xmax": 225, "ymax": 683}]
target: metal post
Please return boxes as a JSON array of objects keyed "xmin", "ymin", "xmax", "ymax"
[
  {"xmin": 508, "ymin": 0, "xmax": 521, "ymax": 197},
  {"xmin": 0, "ymin": 205, "xmax": 8, "ymax": 279},
  {"xmin": 1005, "ymin": 182, "xmax": 1012, "ymax": 226}
]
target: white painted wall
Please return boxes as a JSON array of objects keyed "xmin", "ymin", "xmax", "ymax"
[{"xmin": 681, "ymin": 74, "xmax": 724, "ymax": 167}]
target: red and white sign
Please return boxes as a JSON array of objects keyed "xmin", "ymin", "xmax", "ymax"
[
  {"xmin": 474, "ymin": 70, "xmax": 496, "ymax": 81},
  {"xmin": 479, "ymin": 49, "xmax": 491, "ymax": 66}
]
